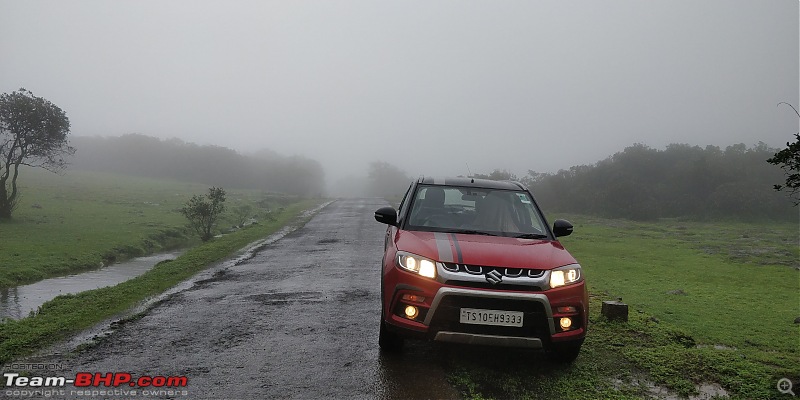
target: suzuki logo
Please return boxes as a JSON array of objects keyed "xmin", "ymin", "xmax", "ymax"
[{"xmin": 485, "ymin": 269, "xmax": 503, "ymax": 285}]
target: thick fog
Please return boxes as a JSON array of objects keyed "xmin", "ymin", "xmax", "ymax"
[{"xmin": 1, "ymin": 1, "xmax": 797, "ymax": 187}]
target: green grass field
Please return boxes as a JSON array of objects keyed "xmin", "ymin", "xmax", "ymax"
[
  {"xmin": 449, "ymin": 214, "xmax": 799, "ymax": 399},
  {"xmin": 0, "ymin": 167, "xmax": 299, "ymax": 288}
]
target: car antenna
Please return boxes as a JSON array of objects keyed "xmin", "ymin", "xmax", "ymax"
[{"xmin": 466, "ymin": 163, "xmax": 474, "ymax": 183}]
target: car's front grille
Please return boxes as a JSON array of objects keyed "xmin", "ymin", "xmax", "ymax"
[
  {"xmin": 427, "ymin": 295, "xmax": 550, "ymax": 339},
  {"xmin": 443, "ymin": 280, "xmax": 544, "ymax": 292},
  {"xmin": 442, "ymin": 263, "xmax": 545, "ymax": 278},
  {"xmin": 439, "ymin": 263, "xmax": 546, "ymax": 291}
]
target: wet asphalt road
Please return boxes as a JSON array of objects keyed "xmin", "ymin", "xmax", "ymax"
[{"xmin": 14, "ymin": 199, "xmax": 461, "ymax": 400}]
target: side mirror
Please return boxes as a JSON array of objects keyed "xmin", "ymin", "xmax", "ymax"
[
  {"xmin": 374, "ymin": 207, "xmax": 398, "ymax": 226},
  {"xmin": 553, "ymin": 219, "xmax": 573, "ymax": 237}
]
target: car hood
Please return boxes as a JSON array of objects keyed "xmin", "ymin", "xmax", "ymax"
[{"xmin": 394, "ymin": 230, "xmax": 577, "ymax": 270}]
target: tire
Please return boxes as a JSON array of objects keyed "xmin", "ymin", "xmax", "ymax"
[
  {"xmin": 546, "ymin": 341, "xmax": 582, "ymax": 363},
  {"xmin": 379, "ymin": 319, "xmax": 404, "ymax": 351},
  {"xmin": 379, "ymin": 277, "xmax": 404, "ymax": 351}
]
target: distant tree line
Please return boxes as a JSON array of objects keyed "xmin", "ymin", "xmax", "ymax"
[
  {"xmin": 367, "ymin": 161, "xmax": 411, "ymax": 198},
  {"xmin": 69, "ymin": 134, "xmax": 324, "ymax": 197},
  {"xmin": 477, "ymin": 143, "xmax": 795, "ymax": 221}
]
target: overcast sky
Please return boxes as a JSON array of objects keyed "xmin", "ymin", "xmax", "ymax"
[{"xmin": 1, "ymin": 1, "xmax": 798, "ymax": 184}]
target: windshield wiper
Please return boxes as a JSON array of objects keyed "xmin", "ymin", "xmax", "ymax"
[
  {"xmin": 446, "ymin": 229, "xmax": 498, "ymax": 237},
  {"xmin": 514, "ymin": 233, "xmax": 549, "ymax": 239}
]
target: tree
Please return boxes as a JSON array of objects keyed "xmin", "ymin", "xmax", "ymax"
[
  {"xmin": 367, "ymin": 161, "xmax": 410, "ymax": 197},
  {"xmin": 767, "ymin": 103, "xmax": 800, "ymax": 205},
  {"xmin": 472, "ymin": 169, "xmax": 517, "ymax": 181},
  {"xmin": 0, "ymin": 88, "xmax": 74, "ymax": 219},
  {"xmin": 181, "ymin": 187, "xmax": 226, "ymax": 241},
  {"xmin": 68, "ymin": 135, "xmax": 326, "ymax": 197},
  {"xmin": 520, "ymin": 142, "xmax": 791, "ymax": 220},
  {"xmin": 767, "ymin": 133, "xmax": 800, "ymax": 205}
]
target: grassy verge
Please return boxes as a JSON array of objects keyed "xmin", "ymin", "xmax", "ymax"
[
  {"xmin": 448, "ymin": 215, "xmax": 799, "ymax": 399},
  {"xmin": 0, "ymin": 167, "xmax": 298, "ymax": 288},
  {"xmin": 0, "ymin": 199, "xmax": 321, "ymax": 364}
]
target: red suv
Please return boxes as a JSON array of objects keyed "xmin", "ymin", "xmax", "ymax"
[{"xmin": 374, "ymin": 177, "xmax": 587, "ymax": 362}]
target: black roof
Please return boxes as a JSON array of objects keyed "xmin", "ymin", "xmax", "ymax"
[{"xmin": 417, "ymin": 176, "xmax": 524, "ymax": 190}]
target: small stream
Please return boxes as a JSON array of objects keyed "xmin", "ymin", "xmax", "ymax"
[{"xmin": 0, "ymin": 250, "xmax": 183, "ymax": 320}]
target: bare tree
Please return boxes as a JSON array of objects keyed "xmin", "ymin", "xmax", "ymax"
[{"xmin": 0, "ymin": 88, "xmax": 74, "ymax": 219}]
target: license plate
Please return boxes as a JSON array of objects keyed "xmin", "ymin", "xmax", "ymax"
[{"xmin": 459, "ymin": 308, "xmax": 523, "ymax": 327}]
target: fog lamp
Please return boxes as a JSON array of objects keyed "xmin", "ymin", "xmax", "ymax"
[
  {"xmin": 404, "ymin": 305, "xmax": 419, "ymax": 319},
  {"xmin": 559, "ymin": 317, "xmax": 572, "ymax": 330}
]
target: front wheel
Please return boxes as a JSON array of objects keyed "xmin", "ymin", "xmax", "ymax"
[
  {"xmin": 546, "ymin": 341, "xmax": 582, "ymax": 363},
  {"xmin": 379, "ymin": 319, "xmax": 404, "ymax": 351}
]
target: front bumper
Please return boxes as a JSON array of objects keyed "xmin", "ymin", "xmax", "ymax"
[
  {"xmin": 434, "ymin": 331, "xmax": 543, "ymax": 349},
  {"xmin": 384, "ymin": 271, "xmax": 588, "ymax": 347}
]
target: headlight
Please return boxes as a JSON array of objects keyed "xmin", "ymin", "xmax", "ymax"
[
  {"xmin": 397, "ymin": 252, "xmax": 437, "ymax": 279},
  {"xmin": 549, "ymin": 264, "xmax": 582, "ymax": 289}
]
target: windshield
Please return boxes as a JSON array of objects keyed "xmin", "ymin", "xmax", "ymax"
[{"xmin": 406, "ymin": 185, "xmax": 549, "ymax": 238}]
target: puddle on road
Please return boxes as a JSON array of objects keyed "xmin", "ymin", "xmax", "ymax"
[
  {"xmin": 247, "ymin": 291, "xmax": 325, "ymax": 305},
  {"xmin": 0, "ymin": 250, "xmax": 183, "ymax": 320}
]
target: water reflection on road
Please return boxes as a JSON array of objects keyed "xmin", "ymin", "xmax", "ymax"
[{"xmin": 376, "ymin": 341, "xmax": 461, "ymax": 399}]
